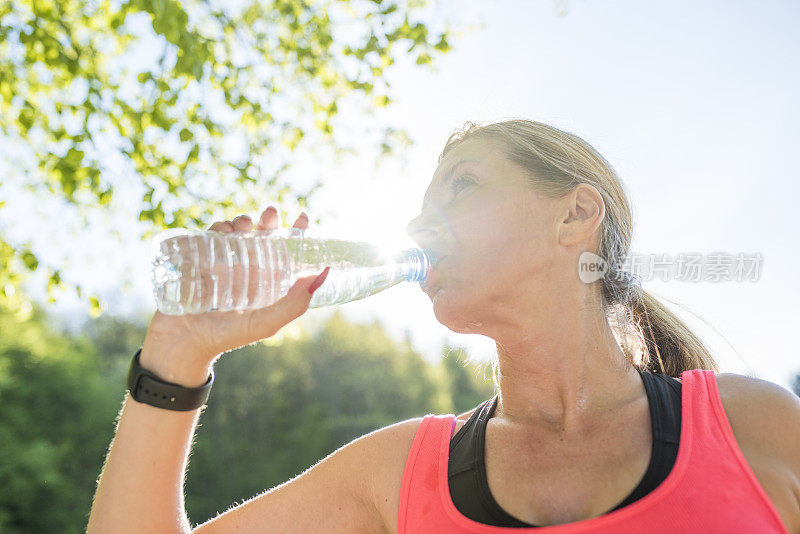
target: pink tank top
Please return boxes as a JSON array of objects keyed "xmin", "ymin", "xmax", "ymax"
[{"xmin": 398, "ymin": 369, "xmax": 789, "ymax": 533}]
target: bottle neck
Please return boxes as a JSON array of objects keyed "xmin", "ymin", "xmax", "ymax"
[{"xmin": 405, "ymin": 248, "xmax": 434, "ymax": 283}]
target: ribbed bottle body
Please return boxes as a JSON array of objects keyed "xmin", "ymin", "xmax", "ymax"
[{"xmin": 151, "ymin": 229, "xmax": 431, "ymax": 315}]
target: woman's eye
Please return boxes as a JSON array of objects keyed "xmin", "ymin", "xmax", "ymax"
[{"xmin": 451, "ymin": 175, "xmax": 474, "ymax": 195}]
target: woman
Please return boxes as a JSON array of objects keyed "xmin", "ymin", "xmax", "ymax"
[{"xmin": 88, "ymin": 119, "xmax": 800, "ymax": 533}]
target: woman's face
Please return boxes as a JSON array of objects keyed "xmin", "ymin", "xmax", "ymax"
[{"xmin": 406, "ymin": 137, "xmax": 565, "ymax": 335}]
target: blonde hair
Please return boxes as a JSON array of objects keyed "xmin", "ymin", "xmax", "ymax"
[{"xmin": 440, "ymin": 119, "xmax": 719, "ymax": 378}]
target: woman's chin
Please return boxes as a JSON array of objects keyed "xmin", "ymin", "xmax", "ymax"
[{"xmin": 431, "ymin": 292, "xmax": 485, "ymax": 334}]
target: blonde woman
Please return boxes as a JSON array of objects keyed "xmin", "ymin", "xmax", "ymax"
[{"xmin": 88, "ymin": 119, "xmax": 800, "ymax": 533}]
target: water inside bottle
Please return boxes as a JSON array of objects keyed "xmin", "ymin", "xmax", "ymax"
[{"xmin": 152, "ymin": 228, "xmax": 433, "ymax": 314}]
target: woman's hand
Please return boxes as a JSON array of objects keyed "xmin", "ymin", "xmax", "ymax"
[{"xmin": 139, "ymin": 206, "xmax": 329, "ymax": 386}]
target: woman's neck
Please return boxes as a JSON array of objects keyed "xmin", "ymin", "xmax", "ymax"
[{"xmin": 492, "ymin": 312, "xmax": 641, "ymax": 436}]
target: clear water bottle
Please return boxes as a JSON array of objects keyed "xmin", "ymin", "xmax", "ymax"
[{"xmin": 151, "ymin": 228, "xmax": 435, "ymax": 315}]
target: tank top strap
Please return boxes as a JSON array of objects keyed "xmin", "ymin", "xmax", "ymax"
[
  {"xmin": 399, "ymin": 413, "xmax": 456, "ymax": 533},
  {"xmin": 678, "ymin": 368, "xmax": 789, "ymax": 532},
  {"xmin": 681, "ymin": 368, "xmax": 751, "ymax": 456}
]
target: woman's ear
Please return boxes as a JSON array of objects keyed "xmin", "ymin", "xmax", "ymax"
[{"xmin": 557, "ymin": 184, "xmax": 605, "ymax": 247}]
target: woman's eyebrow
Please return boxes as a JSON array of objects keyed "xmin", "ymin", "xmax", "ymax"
[{"xmin": 421, "ymin": 159, "xmax": 481, "ymax": 211}]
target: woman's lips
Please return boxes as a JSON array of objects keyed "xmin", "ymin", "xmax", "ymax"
[
  {"xmin": 422, "ymin": 273, "xmax": 437, "ymax": 293},
  {"xmin": 422, "ymin": 256, "xmax": 446, "ymax": 293}
]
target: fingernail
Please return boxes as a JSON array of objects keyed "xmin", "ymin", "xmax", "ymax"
[{"xmin": 308, "ymin": 266, "xmax": 330, "ymax": 295}]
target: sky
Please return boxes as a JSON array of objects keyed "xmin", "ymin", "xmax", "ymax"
[
  {"xmin": 4, "ymin": 0, "xmax": 799, "ymax": 390},
  {"xmin": 306, "ymin": 0, "xmax": 800, "ymax": 391}
]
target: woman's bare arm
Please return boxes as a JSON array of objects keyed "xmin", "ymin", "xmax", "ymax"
[
  {"xmin": 191, "ymin": 419, "xmax": 408, "ymax": 533},
  {"xmin": 87, "ymin": 208, "xmax": 386, "ymax": 532},
  {"xmin": 88, "ymin": 345, "xmax": 387, "ymax": 533},
  {"xmin": 87, "ymin": 347, "xmax": 209, "ymax": 532}
]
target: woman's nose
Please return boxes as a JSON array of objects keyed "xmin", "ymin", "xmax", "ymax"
[
  {"xmin": 405, "ymin": 214, "xmax": 421, "ymax": 238},
  {"xmin": 406, "ymin": 211, "xmax": 437, "ymax": 246}
]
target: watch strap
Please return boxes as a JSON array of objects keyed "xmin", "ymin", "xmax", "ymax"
[{"xmin": 126, "ymin": 348, "xmax": 213, "ymax": 411}]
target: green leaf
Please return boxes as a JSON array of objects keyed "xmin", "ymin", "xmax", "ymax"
[
  {"xmin": 47, "ymin": 270, "xmax": 63, "ymax": 293},
  {"xmin": 65, "ymin": 147, "xmax": 84, "ymax": 164},
  {"xmin": 89, "ymin": 296, "xmax": 103, "ymax": 318},
  {"xmin": 434, "ymin": 34, "xmax": 450, "ymax": 53},
  {"xmin": 98, "ymin": 188, "xmax": 113, "ymax": 205},
  {"xmin": 21, "ymin": 251, "xmax": 39, "ymax": 271},
  {"xmin": 18, "ymin": 107, "xmax": 35, "ymax": 130}
]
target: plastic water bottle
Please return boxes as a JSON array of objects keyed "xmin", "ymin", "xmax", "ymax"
[{"xmin": 151, "ymin": 228, "xmax": 435, "ymax": 315}]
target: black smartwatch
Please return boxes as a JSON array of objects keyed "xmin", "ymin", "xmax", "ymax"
[{"xmin": 126, "ymin": 348, "xmax": 214, "ymax": 411}]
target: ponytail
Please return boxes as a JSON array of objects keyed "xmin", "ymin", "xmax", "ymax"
[{"xmin": 625, "ymin": 288, "xmax": 719, "ymax": 376}]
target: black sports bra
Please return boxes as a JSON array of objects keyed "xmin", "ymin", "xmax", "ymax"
[{"xmin": 447, "ymin": 369, "xmax": 682, "ymax": 527}]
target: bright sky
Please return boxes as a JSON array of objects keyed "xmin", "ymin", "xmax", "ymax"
[
  {"xmin": 309, "ymin": 0, "xmax": 800, "ymax": 391},
  {"xmin": 4, "ymin": 0, "xmax": 798, "ymax": 390}
]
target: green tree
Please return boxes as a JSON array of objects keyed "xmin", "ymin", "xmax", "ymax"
[
  {"xmin": 0, "ymin": 301, "xmax": 491, "ymax": 529},
  {"xmin": 439, "ymin": 345, "xmax": 496, "ymax": 413},
  {"xmin": 79, "ymin": 312, "xmax": 148, "ymax": 375},
  {"xmin": 0, "ymin": 0, "xmax": 453, "ymax": 312},
  {"xmin": 0, "ymin": 303, "xmax": 122, "ymax": 533}
]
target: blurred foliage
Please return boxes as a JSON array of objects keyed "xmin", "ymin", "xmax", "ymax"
[
  {"xmin": 0, "ymin": 0, "xmax": 453, "ymax": 311},
  {"xmin": 0, "ymin": 303, "xmax": 493, "ymax": 531},
  {"xmin": 0, "ymin": 303, "xmax": 126, "ymax": 533}
]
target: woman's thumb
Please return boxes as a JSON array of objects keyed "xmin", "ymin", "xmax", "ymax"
[
  {"xmin": 306, "ymin": 266, "xmax": 330, "ymax": 295},
  {"xmin": 244, "ymin": 267, "xmax": 331, "ymax": 341}
]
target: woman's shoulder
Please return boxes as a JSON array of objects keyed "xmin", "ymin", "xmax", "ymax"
[
  {"xmin": 714, "ymin": 372, "xmax": 797, "ymax": 424},
  {"xmin": 364, "ymin": 407, "xmax": 484, "ymax": 532},
  {"xmin": 713, "ymin": 372, "xmax": 800, "ymax": 455},
  {"xmin": 695, "ymin": 371, "xmax": 799, "ymax": 459},
  {"xmin": 713, "ymin": 372, "xmax": 800, "ymax": 533},
  {"xmin": 357, "ymin": 415, "xmax": 432, "ymax": 532}
]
